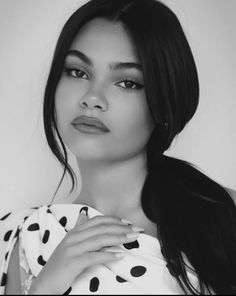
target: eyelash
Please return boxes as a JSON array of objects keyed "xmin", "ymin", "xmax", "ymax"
[{"xmin": 63, "ymin": 67, "xmax": 144, "ymax": 91}]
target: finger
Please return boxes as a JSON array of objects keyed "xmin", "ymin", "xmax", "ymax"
[
  {"xmin": 74, "ymin": 215, "xmax": 133, "ymax": 232},
  {"xmin": 72, "ymin": 232, "xmax": 141, "ymax": 255},
  {"xmin": 76, "ymin": 251, "xmax": 127, "ymax": 274},
  {"xmin": 71, "ymin": 223, "xmax": 144, "ymax": 244}
]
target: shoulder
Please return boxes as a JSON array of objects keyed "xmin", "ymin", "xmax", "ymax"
[
  {"xmin": 0, "ymin": 205, "xmax": 42, "ymax": 233},
  {"xmin": 0, "ymin": 207, "xmax": 34, "ymax": 239},
  {"xmin": 224, "ymin": 187, "xmax": 236, "ymax": 205},
  {"xmin": 0, "ymin": 206, "xmax": 44, "ymax": 261}
]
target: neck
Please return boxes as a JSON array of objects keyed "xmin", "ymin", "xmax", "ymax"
[{"xmin": 73, "ymin": 152, "xmax": 148, "ymax": 218}]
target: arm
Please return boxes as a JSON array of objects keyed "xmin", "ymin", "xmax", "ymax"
[
  {"xmin": 5, "ymin": 239, "xmax": 21, "ymax": 294},
  {"xmin": 5, "ymin": 238, "xmax": 36, "ymax": 295}
]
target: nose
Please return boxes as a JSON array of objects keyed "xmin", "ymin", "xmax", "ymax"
[{"xmin": 79, "ymin": 88, "xmax": 108, "ymax": 112}]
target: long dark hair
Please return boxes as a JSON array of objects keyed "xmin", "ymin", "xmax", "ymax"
[{"xmin": 43, "ymin": 0, "xmax": 236, "ymax": 293}]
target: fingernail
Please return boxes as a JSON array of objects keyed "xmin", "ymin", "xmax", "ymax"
[
  {"xmin": 80, "ymin": 207, "xmax": 88, "ymax": 215},
  {"xmin": 121, "ymin": 219, "xmax": 133, "ymax": 225},
  {"xmin": 126, "ymin": 232, "xmax": 140, "ymax": 239},
  {"xmin": 131, "ymin": 226, "xmax": 145, "ymax": 232}
]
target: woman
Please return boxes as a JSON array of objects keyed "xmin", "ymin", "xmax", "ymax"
[{"xmin": 1, "ymin": 0, "xmax": 235, "ymax": 294}]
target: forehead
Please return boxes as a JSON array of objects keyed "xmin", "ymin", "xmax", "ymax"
[{"xmin": 69, "ymin": 18, "xmax": 140, "ymax": 63}]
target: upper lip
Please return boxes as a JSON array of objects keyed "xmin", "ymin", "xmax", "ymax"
[{"xmin": 72, "ymin": 115, "xmax": 110, "ymax": 132}]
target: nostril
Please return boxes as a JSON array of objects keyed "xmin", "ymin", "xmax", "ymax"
[{"xmin": 80, "ymin": 101, "xmax": 88, "ymax": 108}]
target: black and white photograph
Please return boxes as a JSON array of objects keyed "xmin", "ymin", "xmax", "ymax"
[{"xmin": 0, "ymin": 0, "xmax": 235, "ymax": 294}]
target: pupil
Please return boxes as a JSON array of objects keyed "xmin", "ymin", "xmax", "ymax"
[
  {"xmin": 77, "ymin": 70, "xmax": 83, "ymax": 77},
  {"xmin": 126, "ymin": 81, "xmax": 133, "ymax": 88}
]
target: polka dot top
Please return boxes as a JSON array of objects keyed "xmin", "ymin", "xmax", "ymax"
[{"xmin": 0, "ymin": 203, "xmax": 199, "ymax": 294}]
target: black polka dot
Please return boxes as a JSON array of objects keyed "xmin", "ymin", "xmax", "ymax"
[
  {"xmin": 89, "ymin": 277, "xmax": 100, "ymax": 292},
  {"xmin": 130, "ymin": 265, "xmax": 147, "ymax": 277},
  {"xmin": 31, "ymin": 206, "xmax": 40, "ymax": 209},
  {"xmin": 0, "ymin": 212, "xmax": 11, "ymax": 221},
  {"xmin": 37, "ymin": 255, "xmax": 46, "ymax": 266},
  {"xmin": 116, "ymin": 275, "xmax": 127, "ymax": 283},
  {"xmin": 24, "ymin": 216, "xmax": 29, "ymax": 222},
  {"xmin": 63, "ymin": 286, "xmax": 72, "ymax": 295},
  {"xmin": 47, "ymin": 209, "xmax": 52, "ymax": 214},
  {"xmin": 59, "ymin": 216, "xmax": 67, "ymax": 227},
  {"xmin": 4, "ymin": 230, "xmax": 13, "ymax": 241},
  {"xmin": 42, "ymin": 230, "xmax": 50, "ymax": 244},
  {"xmin": 27, "ymin": 223, "xmax": 40, "ymax": 231},
  {"xmin": 80, "ymin": 206, "xmax": 88, "ymax": 215},
  {"xmin": 123, "ymin": 240, "xmax": 139, "ymax": 250},
  {"xmin": 5, "ymin": 252, "xmax": 9, "ymax": 261},
  {"xmin": 0, "ymin": 272, "xmax": 7, "ymax": 286}
]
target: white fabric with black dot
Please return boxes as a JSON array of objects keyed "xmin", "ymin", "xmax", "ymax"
[{"xmin": 0, "ymin": 204, "xmax": 199, "ymax": 294}]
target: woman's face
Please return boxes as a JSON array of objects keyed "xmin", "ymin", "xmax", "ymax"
[{"xmin": 55, "ymin": 18, "xmax": 154, "ymax": 162}]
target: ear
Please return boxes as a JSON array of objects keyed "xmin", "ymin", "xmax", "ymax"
[{"xmin": 224, "ymin": 187, "xmax": 236, "ymax": 205}]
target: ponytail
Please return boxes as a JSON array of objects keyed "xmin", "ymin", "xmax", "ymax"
[{"xmin": 141, "ymin": 153, "xmax": 236, "ymax": 294}]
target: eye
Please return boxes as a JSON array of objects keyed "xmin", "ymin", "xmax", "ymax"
[
  {"xmin": 117, "ymin": 79, "xmax": 144, "ymax": 90},
  {"xmin": 63, "ymin": 67, "xmax": 88, "ymax": 79}
]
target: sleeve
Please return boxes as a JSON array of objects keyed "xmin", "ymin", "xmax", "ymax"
[
  {"xmin": 0, "ymin": 208, "xmax": 34, "ymax": 294},
  {"xmin": 19, "ymin": 232, "xmax": 36, "ymax": 295}
]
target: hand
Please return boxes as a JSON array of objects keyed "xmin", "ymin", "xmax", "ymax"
[{"xmin": 28, "ymin": 210, "xmax": 143, "ymax": 294}]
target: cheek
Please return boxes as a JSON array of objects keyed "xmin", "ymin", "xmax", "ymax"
[
  {"xmin": 54, "ymin": 80, "xmax": 83, "ymax": 127},
  {"xmin": 112, "ymin": 98, "xmax": 154, "ymax": 149},
  {"xmin": 54, "ymin": 82, "xmax": 76, "ymax": 145},
  {"xmin": 55, "ymin": 80, "xmax": 77, "ymax": 111}
]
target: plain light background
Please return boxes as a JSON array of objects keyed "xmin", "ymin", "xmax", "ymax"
[{"xmin": 0, "ymin": 0, "xmax": 235, "ymax": 216}]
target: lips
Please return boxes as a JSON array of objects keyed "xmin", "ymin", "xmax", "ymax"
[{"xmin": 71, "ymin": 115, "xmax": 110, "ymax": 132}]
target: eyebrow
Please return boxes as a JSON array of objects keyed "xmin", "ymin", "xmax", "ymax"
[{"xmin": 66, "ymin": 49, "xmax": 142, "ymax": 72}]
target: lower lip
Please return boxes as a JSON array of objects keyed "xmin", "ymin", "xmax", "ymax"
[{"xmin": 72, "ymin": 124, "xmax": 109, "ymax": 134}]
